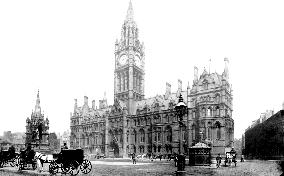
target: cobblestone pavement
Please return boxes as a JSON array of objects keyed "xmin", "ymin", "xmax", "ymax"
[{"xmin": 0, "ymin": 159, "xmax": 282, "ymax": 176}]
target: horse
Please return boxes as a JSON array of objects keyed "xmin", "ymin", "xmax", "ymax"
[
  {"xmin": 35, "ymin": 152, "xmax": 54, "ymax": 172},
  {"xmin": 137, "ymin": 154, "xmax": 146, "ymax": 160}
]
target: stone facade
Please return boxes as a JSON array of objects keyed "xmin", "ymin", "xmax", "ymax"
[
  {"xmin": 70, "ymin": 1, "xmax": 234, "ymax": 157},
  {"xmin": 25, "ymin": 90, "xmax": 50, "ymax": 151},
  {"xmin": 188, "ymin": 63, "xmax": 234, "ymax": 155}
]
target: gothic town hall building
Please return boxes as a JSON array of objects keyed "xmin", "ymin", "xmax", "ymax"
[{"xmin": 70, "ymin": 2, "xmax": 234, "ymax": 158}]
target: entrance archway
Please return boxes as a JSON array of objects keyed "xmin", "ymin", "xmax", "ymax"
[{"xmin": 110, "ymin": 140, "xmax": 119, "ymax": 158}]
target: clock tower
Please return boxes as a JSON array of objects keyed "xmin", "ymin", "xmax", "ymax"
[{"xmin": 114, "ymin": 1, "xmax": 145, "ymax": 115}]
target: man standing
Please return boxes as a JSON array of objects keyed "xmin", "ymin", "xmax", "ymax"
[
  {"xmin": 216, "ymin": 154, "xmax": 222, "ymax": 168},
  {"xmin": 63, "ymin": 143, "xmax": 68, "ymax": 149},
  {"xmin": 132, "ymin": 153, "xmax": 136, "ymax": 164}
]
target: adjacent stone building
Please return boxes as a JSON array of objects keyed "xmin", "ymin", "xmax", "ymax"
[
  {"xmin": 70, "ymin": 1, "xmax": 234, "ymax": 158},
  {"xmin": 244, "ymin": 110, "xmax": 284, "ymax": 159}
]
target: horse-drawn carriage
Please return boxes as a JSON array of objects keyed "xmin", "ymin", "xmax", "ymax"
[
  {"xmin": 0, "ymin": 147, "xmax": 19, "ymax": 167},
  {"xmin": 224, "ymin": 148, "xmax": 237, "ymax": 167},
  {"xmin": 49, "ymin": 149, "xmax": 92, "ymax": 175},
  {"xmin": 18, "ymin": 149, "xmax": 37, "ymax": 170}
]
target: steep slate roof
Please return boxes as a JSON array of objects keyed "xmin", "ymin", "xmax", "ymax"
[{"xmin": 134, "ymin": 91, "xmax": 188, "ymax": 114}]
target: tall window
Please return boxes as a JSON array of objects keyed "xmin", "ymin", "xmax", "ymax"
[
  {"xmin": 120, "ymin": 130, "xmax": 123, "ymax": 143},
  {"xmin": 140, "ymin": 129, "xmax": 145, "ymax": 143},
  {"xmin": 166, "ymin": 126, "xmax": 172, "ymax": 142},
  {"xmin": 216, "ymin": 106, "xmax": 220, "ymax": 116},
  {"xmin": 215, "ymin": 94, "xmax": 220, "ymax": 103},
  {"xmin": 133, "ymin": 130, "xmax": 137, "ymax": 143},
  {"xmin": 216, "ymin": 122, "xmax": 221, "ymax": 140},
  {"xmin": 192, "ymin": 125, "xmax": 196, "ymax": 141},
  {"xmin": 202, "ymin": 107, "xmax": 206, "ymax": 117},
  {"xmin": 207, "ymin": 123, "xmax": 212, "ymax": 139},
  {"xmin": 148, "ymin": 129, "xmax": 152, "ymax": 143},
  {"xmin": 158, "ymin": 146, "xmax": 161, "ymax": 152},
  {"xmin": 207, "ymin": 107, "xmax": 212, "ymax": 117},
  {"xmin": 126, "ymin": 132, "xmax": 129, "ymax": 142}
]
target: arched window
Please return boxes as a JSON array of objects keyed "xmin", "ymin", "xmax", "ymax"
[
  {"xmin": 158, "ymin": 145, "xmax": 161, "ymax": 152},
  {"xmin": 140, "ymin": 129, "xmax": 145, "ymax": 143},
  {"xmin": 202, "ymin": 107, "xmax": 206, "ymax": 117},
  {"xmin": 157, "ymin": 128, "xmax": 161, "ymax": 142},
  {"xmin": 215, "ymin": 122, "xmax": 221, "ymax": 140},
  {"xmin": 147, "ymin": 129, "xmax": 152, "ymax": 144},
  {"xmin": 119, "ymin": 129, "xmax": 123, "ymax": 143},
  {"xmin": 133, "ymin": 129, "xmax": 137, "ymax": 143},
  {"xmin": 126, "ymin": 145, "xmax": 129, "ymax": 154},
  {"xmin": 166, "ymin": 126, "xmax": 172, "ymax": 142},
  {"xmin": 207, "ymin": 107, "xmax": 212, "ymax": 117},
  {"xmin": 126, "ymin": 130, "xmax": 129, "ymax": 142},
  {"xmin": 225, "ymin": 109, "xmax": 228, "ymax": 117},
  {"xmin": 207, "ymin": 123, "xmax": 212, "ymax": 139},
  {"xmin": 216, "ymin": 106, "xmax": 220, "ymax": 116},
  {"xmin": 192, "ymin": 124, "xmax": 196, "ymax": 141},
  {"xmin": 215, "ymin": 94, "xmax": 220, "ymax": 103}
]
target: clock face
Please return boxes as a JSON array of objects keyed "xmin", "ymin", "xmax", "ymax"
[
  {"xmin": 134, "ymin": 55, "xmax": 142, "ymax": 67},
  {"xmin": 119, "ymin": 55, "xmax": 128, "ymax": 66}
]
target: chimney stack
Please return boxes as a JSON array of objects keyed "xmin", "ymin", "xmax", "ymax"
[
  {"xmin": 74, "ymin": 99, "xmax": 77, "ymax": 113},
  {"xmin": 178, "ymin": 79, "xmax": 182, "ymax": 91},
  {"xmin": 84, "ymin": 96, "xmax": 88, "ymax": 106},
  {"xmin": 165, "ymin": 82, "xmax": 171, "ymax": 99},
  {"xmin": 92, "ymin": 100, "xmax": 96, "ymax": 110},
  {"xmin": 224, "ymin": 58, "xmax": 229, "ymax": 79},
  {"xmin": 177, "ymin": 79, "xmax": 182, "ymax": 97},
  {"xmin": 194, "ymin": 66, "xmax": 199, "ymax": 82}
]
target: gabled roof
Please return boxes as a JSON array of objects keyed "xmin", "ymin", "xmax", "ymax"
[{"xmin": 134, "ymin": 91, "xmax": 188, "ymax": 114}]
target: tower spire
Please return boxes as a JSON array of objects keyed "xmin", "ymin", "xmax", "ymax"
[
  {"xmin": 126, "ymin": 0, "xmax": 134, "ymax": 22},
  {"xmin": 223, "ymin": 58, "xmax": 229, "ymax": 80},
  {"xmin": 35, "ymin": 89, "xmax": 41, "ymax": 114}
]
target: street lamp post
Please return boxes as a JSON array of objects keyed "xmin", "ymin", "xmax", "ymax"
[{"xmin": 174, "ymin": 94, "xmax": 187, "ymax": 176}]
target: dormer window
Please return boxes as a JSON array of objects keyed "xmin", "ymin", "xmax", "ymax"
[{"xmin": 203, "ymin": 80, "xmax": 208, "ymax": 90}]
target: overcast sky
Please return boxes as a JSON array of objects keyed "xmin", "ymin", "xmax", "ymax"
[{"xmin": 0, "ymin": 0, "xmax": 283, "ymax": 139}]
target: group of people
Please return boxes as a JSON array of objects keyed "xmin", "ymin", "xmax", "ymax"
[{"xmin": 216, "ymin": 153, "xmax": 244, "ymax": 168}]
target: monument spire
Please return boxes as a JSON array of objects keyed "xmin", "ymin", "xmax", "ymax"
[
  {"xmin": 126, "ymin": 0, "xmax": 134, "ymax": 22},
  {"xmin": 35, "ymin": 89, "xmax": 41, "ymax": 114}
]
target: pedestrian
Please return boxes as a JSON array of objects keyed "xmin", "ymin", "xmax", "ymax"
[
  {"xmin": 132, "ymin": 153, "xmax": 136, "ymax": 164},
  {"xmin": 174, "ymin": 155, "xmax": 178, "ymax": 167},
  {"xmin": 241, "ymin": 155, "xmax": 244, "ymax": 162},
  {"xmin": 232, "ymin": 154, "xmax": 237, "ymax": 166},
  {"xmin": 150, "ymin": 153, "xmax": 153, "ymax": 162},
  {"xmin": 216, "ymin": 153, "xmax": 222, "ymax": 168},
  {"xmin": 63, "ymin": 143, "xmax": 68, "ymax": 149},
  {"xmin": 224, "ymin": 155, "xmax": 228, "ymax": 167}
]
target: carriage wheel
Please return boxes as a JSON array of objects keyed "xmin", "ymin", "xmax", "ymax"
[
  {"xmin": 14, "ymin": 155, "xmax": 20, "ymax": 167},
  {"xmin": 10, "ymin": 158, "xmax": 16, "ymax": 167},
  {"xmin": 18, "ymin": 159, "xmax": 24, "ymax": 170},
  {"xmin": 80, "ymin": 159, "xmax": 92, "ymax": 174},
  {"xmin": 49, "ymin": 161, "xmax": 59, "ymax": 175},
  {"xmin": 32, "ymin": 161, "xmax": 37, "ymax": 170},
  {"xmin": 69, "ymin": 160, "xmax": 79, "ymax": 176},
  {"xmin": 61, "ymin": 162, "xmax": 71, "ymax": 174}
]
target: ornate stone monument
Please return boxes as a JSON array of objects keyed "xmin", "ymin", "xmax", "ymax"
[{"xmin": 25, "ymin": 90, "xmax": 50, "ymax": 152}]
